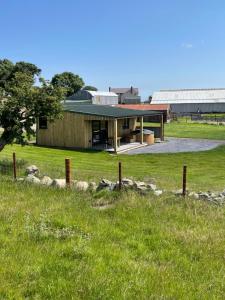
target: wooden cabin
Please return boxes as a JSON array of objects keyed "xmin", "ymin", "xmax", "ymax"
[{"xmin": 37, "ymin": 103, "xmax": 164, "ymax": 153}]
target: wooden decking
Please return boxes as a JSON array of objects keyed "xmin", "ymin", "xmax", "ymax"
[{"xmin": 93, "ymin": 142, "xmax": 148, "ymax": 154}]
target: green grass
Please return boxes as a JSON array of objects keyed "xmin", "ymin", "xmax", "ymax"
[
  {"xmin": 142, "ymin": 118, "xmax": 225, "ymax": 140},
  {"xmin": 1, "ymin": 143, "xmax": 225, "ymax": 191},
  {"xmin": 141, "ymin": 118, "xmax": 225, "ymax": 140},
  {"xmin": 165, "ymin": 120, "xmax": 225, "ymax": 140},
  {"xmin": 0, "ymin": 179, "xmax": 225, "ymax": 299}
]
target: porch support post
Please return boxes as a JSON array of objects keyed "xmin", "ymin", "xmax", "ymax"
[
  {"xmin": 160, "ymin": 114, "xmax": 164, "ymax": 141},
  {"xmin": 140, "ymin": 116, "xmax": 144, "ymax": 144},
  {"xmin": 114, "ymin": 118, "xmax": 118, "ymax": 153}
]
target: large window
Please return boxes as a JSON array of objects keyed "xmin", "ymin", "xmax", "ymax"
[
  {"xmin": 123, "ymin": 118, "xmax": 130, "ymax": 129},
  {"xmin": 39, "ymin": 117, "xmax": 47, "ymax": 129}
]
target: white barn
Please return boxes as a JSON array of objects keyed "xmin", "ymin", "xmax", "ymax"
[
  {"xmin": 67, "ymin": 90, "xmax": 118, "ymax": 105},
  {"xmin": 152, "ymin": 89, "xmax": 225, "ymax": 113}
]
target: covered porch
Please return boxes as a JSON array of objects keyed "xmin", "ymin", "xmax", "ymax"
[{"xmin": 92, "ymin": 114, "xmax": 165, "ymax": 154}]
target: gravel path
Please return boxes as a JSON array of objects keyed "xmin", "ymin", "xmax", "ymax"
[{"xmin": 125, "ymin": 137, "xmax": 225, "ymax": 155}]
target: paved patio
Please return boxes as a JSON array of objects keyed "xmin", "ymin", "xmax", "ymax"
[{"xmin": 124, "ymin": 137, "xmax": 225, "ymax": 155}]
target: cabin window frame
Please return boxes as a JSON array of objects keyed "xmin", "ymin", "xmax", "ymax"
[{"xmin": 39, "ymin": 117, "xmax": 48, "ymax": 129}]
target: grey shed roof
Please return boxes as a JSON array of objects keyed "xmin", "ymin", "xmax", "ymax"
[
  {"xmin": 63, "ymin": 103, "xmax": 162, "ymax": 118},
  {"xmin": 110, "ymin": 88, "xmax": 139, "ymax": 94}
]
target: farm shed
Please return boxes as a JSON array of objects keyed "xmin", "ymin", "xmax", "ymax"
[
  {"xmin": 109, "ymin": 87, "xmax": 141, "ymax": 104},
  {"xmin": 37, "ymin": 103, "xmax": 164, "ymax": 153},
  {"xmin": 152, "ymin": 88, "xmax": 225, "ymax": 113},
  {"xmin": 67, "ymin": 90, "xmax": 118, "ymax": 105}
]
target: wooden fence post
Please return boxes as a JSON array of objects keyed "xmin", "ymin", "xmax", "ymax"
[
  {"xmin": 182, "ymin": 165, "xmax": 187, "ymax": 197},
  {"xmin": 118, "ymin": 162, "xmax": 122, "ymax": 190},
  {"xmin": 13, "ymin": 152, "xmax": 17, "ymax": 180},
  {"xmin": 65, "ymin": 158, "xmax": 71, "ymax": 187}
]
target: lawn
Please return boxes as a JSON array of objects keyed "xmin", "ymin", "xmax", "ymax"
[
  {"xmin": 0, "ymin": 179, "xmax": 225, "ymax": 299},
  {"xmin": 141, "ymin": 118, "xmax": 225, "ymax": 140},
  {"xmin": 0, "ymin": 124, "xmax": 225, "ymax": 299},
  {"xmin": 165, "ymin": 119, "xmax": 225, "ymax": 140},
  {"xmin": 1, "ymin": 143, "xmax": 225, "ymax": 191}
]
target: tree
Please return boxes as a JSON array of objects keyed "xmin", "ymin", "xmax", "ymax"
[
  {"xmin": 83, "ymin": 85, "xmax": 98, "ymax": 91},
  {"xmin": 51, "ymin": 72, "xmax": 84, "ymax": 97},
  {"xmin": 0, "ymin": 59, "xmax": 41, "ymax": 90},
  {"xmin": 0, "ymin": 59, "xmax": 65, "ymax": 151}
]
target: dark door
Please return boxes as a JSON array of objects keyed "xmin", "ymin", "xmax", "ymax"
[{"xmin": 92, "ymin": 121, "xmax": 108, "ymax": 146}]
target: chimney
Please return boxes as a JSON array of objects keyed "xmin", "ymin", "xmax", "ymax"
[
  {"xmin": 109, "ymin": 87, "xmax": 111, "ymax": 92},
  {"xmin": 131, "ymin": 86, "xmax": 133, "ymax": 94}
]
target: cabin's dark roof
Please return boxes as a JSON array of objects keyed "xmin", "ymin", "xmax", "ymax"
[{"xmin": 63, "ymin": 103, "xmax": 162, "ymax": 118}]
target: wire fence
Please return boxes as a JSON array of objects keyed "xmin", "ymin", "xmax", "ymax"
[
  {"xmin": 0, "ymin": 152, "xmax": 181, "ymax": 191},
  {"xmin": 1, "ymin": 151, "xmax": 225, "ymax": 194}
]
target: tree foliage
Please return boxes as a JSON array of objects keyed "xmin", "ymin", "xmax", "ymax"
[
  {"xmin": 83, "ymin": 85, "xmax": 98, "ymax": 91},
  {"xmin": 51, "ymin": 72, "xmax": 84, "ymax": 97},
  {"xmin": 0, "ymin": 59, "xmax": 65, "ymax": 151}
]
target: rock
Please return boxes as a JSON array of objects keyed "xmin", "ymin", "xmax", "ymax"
[
  {"xmin": 147, "ymin": 183, "xmax": 157, "ymax": 191},
  {"xmin": 198, "ymin": 192, "xmax": 210, "ymax": 200},
  {"xmin": 188, "ymin": 192, "xmax": 199, "ymax": 200},
  {"xmin": 154, "ymin": 190, "xmax": 163, "ymax": 196},
  {"xmin": 52, "ymin": 179, "xmax": 66, "ymax": 188},
  {"xmin": 121, "ymin": 178, "xmax": 134, "ymax": 187},
  {"xmin": 40, "ymin": 176, "xmax": 53, "ymax": 186},
  {"xmin": 134, "ymin": 181, "xmax": 146, "ymax": 187},
  {"xmin": 25, "ymin": 174, "xmax": 40, "ymax": 184},
  {"xmin": 17, "ymin": 177, "xmax": 24, "ymax": 182},
  {"xmin": 97, "ymin": 179, "xmax": 116, "ymax": 191},
  {"xmin": 173, "ymin": 189, "xmax": 183, "ymax": 195},
  {"xmin": 74, "ymin": 181, "xmax": 89, "ymax": 191},
  {"xmin": 89, "ymin": 182, "xmax": 97, "ymax": 191},
  {"xmin": 26, "ymin": 165, "xmax": 39, "ymax": 175}
]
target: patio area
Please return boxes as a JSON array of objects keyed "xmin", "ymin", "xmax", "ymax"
[{"xmin": 93, "ymin": 142, "xmax": 148, "ymax": 153}]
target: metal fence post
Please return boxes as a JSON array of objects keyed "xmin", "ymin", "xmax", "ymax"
[
  {"xmin": 118, "ymin": 162, "xmax": 122, "ymax": 190},
  {"xmin": 65, "ymin": 158, "xmax": 71, "ymax": 187},
  {"xmin": 13, "ymin": 152, "xmax": 17, "ymax": 180},
  {"xmin": 182, "ymin": 165, "xmax": 187, "ymax": 197}
]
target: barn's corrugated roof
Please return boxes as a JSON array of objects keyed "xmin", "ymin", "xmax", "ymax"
[
  {"xmin": 87, "ymin": 91, "xmax": 118, "ymax": 97},
  {"xmin": 152, "ymin": 88, "xmax": 225, "ymax": 104},
  {"xmin": 63, "ymin": 103, "xmax": 162, "ymax": 118}
]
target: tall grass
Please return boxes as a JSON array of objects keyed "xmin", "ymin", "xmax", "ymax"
[{"xmin": 0, "ymin": 179, "xmax": 225, "ymax": 298}]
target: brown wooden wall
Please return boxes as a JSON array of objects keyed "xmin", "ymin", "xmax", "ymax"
[{"xmin": 37, "ymin": 112, "xmax": 137, "ymax": 148}]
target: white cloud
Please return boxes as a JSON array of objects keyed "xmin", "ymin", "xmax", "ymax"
[{"xmin": 181, "ymin": 43, "xmax": 193, "ymax": 49}]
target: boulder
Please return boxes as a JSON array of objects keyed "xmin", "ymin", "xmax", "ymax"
[
  {"xmin": 40, "ymin": 176, "xmax": 53, "ymax": 186},
  {"xmin": 97, "ymin": 179, "xmax": 116, "ymax": 191},
  {"xmin": 25, "ymin": 174, "xmax": 40, "ymax": 184},
  {"xmin": 52, "ymin": 179, "xmax": 66, "ymax": 188},
  {"xmin": 74, "ymin": 181, "xmax": 89, "ymax": 192},
  {"xmin": 89, "ymin": 182, "xmax": 97, "ymax": 191},
  {"xmin": 147, "ymin": 183, "xmax": 157, "ymax": 191},
  {"xmin": 17, "ymin": 177, "xmax": 24, "ymax": 182},
  {"xmin": 154, "ymin": 190, "xmax": 163, "ymax": 196},
  {"xmin": 188, "ymin": 192, "xmax": 199, "ymax": 200},
  {"xmin": 26, "ymin": 165, "xmax": 39, "ymax": 175},
  {"xmin": 121, "ymin": 178, "xmax": 134, "ymax": 187},
  {"xmin": 198, "ymin": 192, "xmax": 210, "ymax": 200},
  {"xmin": 173, "ymin": 189, "xmax": 183, "ymax": 196},
  {"xmin": 134, "ymin": 181, "xmax": 148, "ymax": 191}
]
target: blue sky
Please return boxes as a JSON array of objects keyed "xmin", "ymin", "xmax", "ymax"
[{"xmin": 1, "ymin": 0, "xmax": 225, "ymax": 99}]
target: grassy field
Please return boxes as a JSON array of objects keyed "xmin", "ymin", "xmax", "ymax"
[
  {"xmin": 0, "ymin": 123, "xmax": 225, "ymax": 298},
  {"xmin": 142, "ymin": 118, "xmax": 225, "ymax": 140},
  {"xmin": 1, "ymin": 143, "xmax": 225, "ymax": 191},
  {"xmin": 0, "ymin": 179, "xmax": 225, "ymax": 299},
  {"xmin": 165, "ymin": 120, "xmax": 225, "ymax": 140}
]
